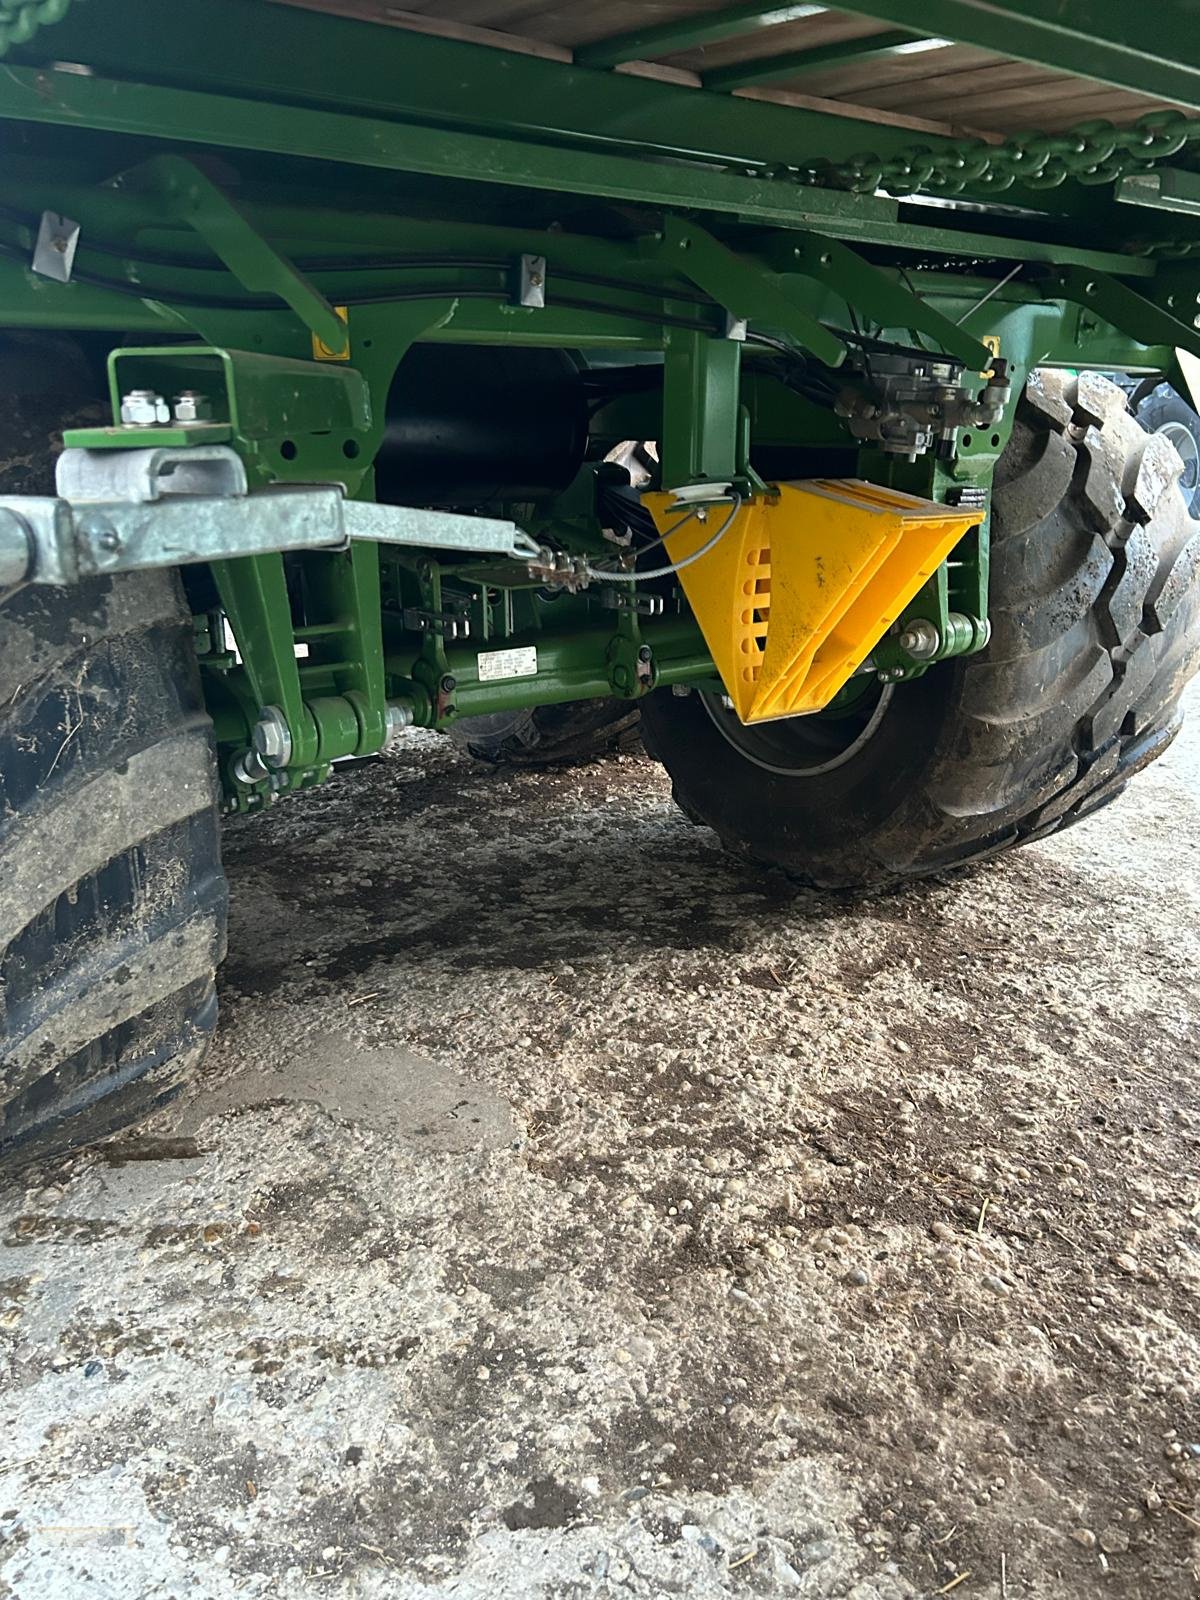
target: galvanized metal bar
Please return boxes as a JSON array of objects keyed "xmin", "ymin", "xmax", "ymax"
[
  {"xmin": 0, "ymin": 481, "xmax": 539, "ymax": 586},
  {"xmin": 828, "ymin": 0, "xmax": 1200, "ymax": 110},
  {"xmin": 705, "ymin": 30, "xmax": 929, "ymax": 91},
  {"xmin": 343, "ymin": 501, "xmax": 541, "ymax": 560},
  {"xmin": 574, "ymin": 3, "xmax": 826, "ymax": 68}
]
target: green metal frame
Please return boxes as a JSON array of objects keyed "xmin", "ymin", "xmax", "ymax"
[
  {"xmin": 705, "ymin": 33, "xmax": 932, "ymax": 92},
  {"xmin": 3, "ymin": 0, "xmax": 1200, "ymax": 808},
  {"xmin": 574, "ymin": 0, "xmax": 1200, "ymax": 112},
  {"xmin": 811, "ymin": 0, "xmax": 1200, "ymax": 110},
  {"xmin": 575, "ymin": 4, "xmax": 831, "ymax": 67}
]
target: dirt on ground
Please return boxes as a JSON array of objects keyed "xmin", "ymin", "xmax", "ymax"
[{"xmin": 2, "ymin": 691, "xmax": 1199, "ymax": 1600}]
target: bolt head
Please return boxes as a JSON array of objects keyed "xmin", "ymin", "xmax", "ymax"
[{"xmin": 251, "ymin": 707, "xmax": 292, "ymax": 767}]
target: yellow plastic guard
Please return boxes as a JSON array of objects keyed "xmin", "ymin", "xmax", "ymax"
[{"xmin": 643, "ymin": 480, "xmax": 981, "ymax": 722}]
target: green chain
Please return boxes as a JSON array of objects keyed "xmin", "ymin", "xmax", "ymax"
[
  {"xmin": 0, "ymin": 0, "xmax": 74, "ymax": 55},
  {"xmin": 804, "ymin": 109, "xmax": 1200, "ymax": 198}
]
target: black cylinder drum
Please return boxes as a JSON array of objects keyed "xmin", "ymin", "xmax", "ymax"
[{"xmin": 374, "ymin": 344, "xmax": 588, "ymax": 506}]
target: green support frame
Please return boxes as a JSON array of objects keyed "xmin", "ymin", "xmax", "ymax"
[
  {"xmin": 577, "ymin": 0, "xmax": 1200, "ymax": 110},
  {"xmin": 705, "ymin": 32, "xmax": 930, "ymax": 92},
  {"xmin": 824, "ymin": 0, "xmax": 1200, "ymax": 110},
  {"xmin": 575, "ymin": 4, "xmax": 830, "ymax": 67},
  {"xmin": 3, "ymin": 0, "xmax": 1200, "ymax": 809}
]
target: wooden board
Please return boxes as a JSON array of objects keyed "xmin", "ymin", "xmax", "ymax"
[{"xmin": 270, "ymin": 0, "xmax": 1187, "ymax": 137}]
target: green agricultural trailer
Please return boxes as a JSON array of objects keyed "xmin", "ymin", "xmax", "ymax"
[{"xmin": 3, "ymin": 0, "xmax": 1200, "ymax": 1161}]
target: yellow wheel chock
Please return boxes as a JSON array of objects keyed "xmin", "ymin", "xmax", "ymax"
[{"xmin": 642, "ymin": 480, "xmax": 983, "ymax": 722}]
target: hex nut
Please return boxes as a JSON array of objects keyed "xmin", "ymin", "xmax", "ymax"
[
  {"xmin": 119, "ymin": 389, "xmax": 171, "ymax": 427},
  {"xmin": 173, "ymin": 390, "xmax": 213, "ymax": 424},
  {"xmin": 898, "ymin": 619, "xmax": 941, "ymax": 661}
]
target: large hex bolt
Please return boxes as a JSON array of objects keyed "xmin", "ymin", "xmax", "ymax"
[
  {"xmin": 251, "ymin": 705, "xmax": 293, "ymax": 769},
  {"xmin": 119, "ymin": 389, "xmax": 171, "ymax": 427}
]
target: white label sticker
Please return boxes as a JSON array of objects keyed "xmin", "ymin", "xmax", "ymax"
[{"xmin": 477, "ymin": 645, "xmax": 539, "ymax": 683}]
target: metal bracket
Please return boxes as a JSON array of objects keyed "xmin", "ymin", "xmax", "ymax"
[
  {"xmin": 650, "ymin": 217, "xmax": 848, "ymax": 368},
  {"xmin": 513, "ymin": 253, "xmax": 547, "ymax": 308},
  {"xmin": 403, "ymin": 604, "xmax": 472, "ymax": 642},
  {"xmin": 599, "ymin": 587, "xmax": 665, "ymax": 616},
  {"xmin": 1115, "ymin": 168, "xmax": 1200, "ymax": 216},
  {"xmin": 31, "ymin": 210, "xmax": 80, "ymax": 283},
  {"xmin": 1053, "ymin": 267, "xmax": 1200, "ymax": 362},
  {"xmin": 118, "ymin": 155, "xmax": 350, "ymax": 355},
  {"xmin": 57, "ymin": 442, "xmax": 248, "ymax": 503},
  {"xmin": 0, "ymin": 446, "xmax": 541, "ymax": 587},
  {"xmin": 781, "ymin": 234, "xmax": 995, "ymax": 371}
]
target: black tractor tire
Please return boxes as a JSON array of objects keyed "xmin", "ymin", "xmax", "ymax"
[
  {"xmin": 0, "ymin": 368, "xmax": 227, "ymax": 1168},
  {"xmin": 1133, "ymin": 382, "xmax": 1200, "ymax": 518},
  {"xmin": 641, "ymin": 370, "xmax": 1200, "ymax": 888},
  {"xmin": 450, "ymin": 699, "xmax": 641, "ymax": 767},
  {"xmin": 0, "ymin": 575, "xmax": 228, "ymax": 1168}
]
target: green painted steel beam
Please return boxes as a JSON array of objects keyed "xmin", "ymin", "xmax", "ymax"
[
  {"xmin": 0, "ymin": 66, "xmax": 857, "ymax": 232},
  {"xmin": 575, "ymin": 3, "xmax": 827, "ymax": 68},
  {"xmin": 0, "ymin": 156, "xmax": 1161, "ymax": 279},
  {"xmin": 16, "ymin": 0, "xmax": 955, "ymax": 174},
  {"xmin": 653, "ymin": 216, "xmax": 848, "ymax": 365},
  {"xmin": 782, "ymin": 233, "xmax": 994, "ymax": 368},
  {"xmin": 828, "ymin": 0, "xmax": 1200, "ymax": 110},
  {"xmin": 0, "ymin": 63, "xmax": 904, "ymax": 234},
  {"xmin": 705, "ymin": 30, "xmax": 930, "ymax": 91},
  {"xmin": 1054, "ymin": 267, "xmax": 1200, "ymax": 362},
  {"xmin": 134, "ymin": 156, "xmax": 349, "ymax": 354},
  {"xmin": 1116, "ymin": 168, "xmax": 1200, "ymax": 217},
  {"xmin": 6, "ymin": 0, "xmax": 1167, "ymax": 225},
  {"xmin": 661, "ymin": 329, "xmax": 743, "ymax": 487}
]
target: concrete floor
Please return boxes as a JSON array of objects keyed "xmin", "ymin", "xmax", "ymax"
[{"xmin": 2, "ymin": 690, "xmax": 1199, "ymax": 1599}]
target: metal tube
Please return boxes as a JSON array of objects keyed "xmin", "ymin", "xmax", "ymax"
[{"xmin": 386, "ymin": 617, "xmax": 715, "ymax": 722}]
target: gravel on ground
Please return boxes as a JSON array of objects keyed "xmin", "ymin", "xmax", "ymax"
[{"xmin": 2, "ymin": 690, "xmax": 1199, "ymax": 1600}]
